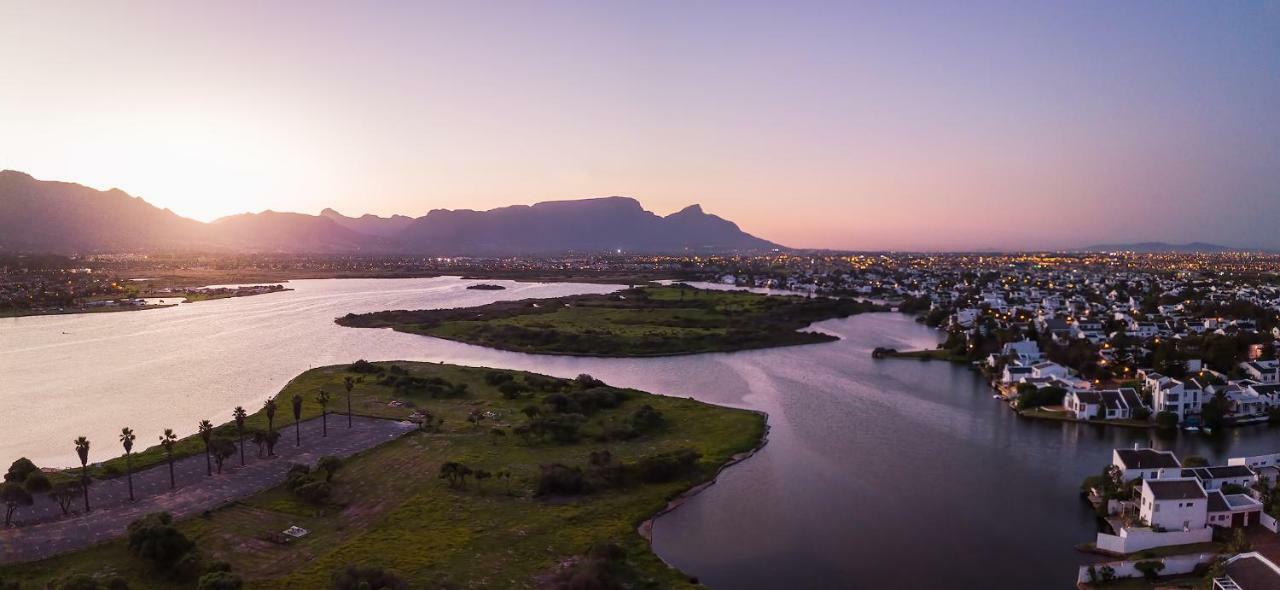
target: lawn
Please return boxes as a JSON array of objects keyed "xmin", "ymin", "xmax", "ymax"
[
  {"xmin": 2, "ymin": 361, "xmax": 766, "ymax": 589},
  {"xmin": 337, "ymin": 285, "xmax": 884, "ymax": 356}
]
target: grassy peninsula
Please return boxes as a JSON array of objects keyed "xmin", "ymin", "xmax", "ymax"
[
  {"xmin": 337, "ymin": 285, "xmax": 884, "ymax": 356},
  {"xmin": 1, "ymin": 361, "xmax": 765, "ymax": 589}
]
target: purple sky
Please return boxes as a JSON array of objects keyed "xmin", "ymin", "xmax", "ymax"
[{"xmin": 1, "ymin": 1, "xmax": 1278, "ymax": 250}]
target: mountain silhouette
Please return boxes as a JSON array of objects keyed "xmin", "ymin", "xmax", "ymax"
[{"xmin": 0, "ymin": 170, "xmax": 781, "ymax": 255}]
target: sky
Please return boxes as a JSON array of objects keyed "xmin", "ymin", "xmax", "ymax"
[{"xmin": 1, "ymin": 1, "xmax": 1278, "ymax": 251}]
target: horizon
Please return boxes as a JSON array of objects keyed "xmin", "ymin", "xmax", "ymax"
[{"xmin": 3, "ymin": 1, "xmax": 1279, "ymax": 251}]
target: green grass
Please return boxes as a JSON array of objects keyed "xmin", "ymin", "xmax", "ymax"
[
  {"xmin": 2, "ymin": 361, "xmax": 766, "ymax": 589},
  {"xmin": 337, "ymin": 285, "xmax": 884, "ymax": 357}
]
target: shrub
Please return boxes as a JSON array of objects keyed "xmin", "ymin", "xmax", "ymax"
[
  {"xmin": 196, "ymin": 572, "xmax": 243, "ymax": 590},
  {"xmin": 126, "ymin": 512, "xmax": 195, "ymax": 569},
  {"xmin": 1155, "ymin": 411, "xmax": 1178, "ymax": 430},
  {"xmin": 498, "ymin": 381, "xmax": 528, "ymax": 399},
  {"xmin": 331, "ymin": 565, "xmax": 408, "ymax": 590},
  {"xmin": 536, "ymin": 464, "xmax": 588, "ymax": 496},
  {"xmin": 3, "ymin": 458, "xmax": 38, "ymax": 483},
  {"xmin": 636, "ymin": 449, "xmax": 701, "ymax": 483},
  {"xmin": 348, "ymin": 360, "xmax": 383, "ymax": 374},
  {"xmin": 485, "ymin": 372, "xmax": 514, "ymax": 385},
  {"xmin": 629, "ymin": 405, "xmax": 664, "ymax": 433}
]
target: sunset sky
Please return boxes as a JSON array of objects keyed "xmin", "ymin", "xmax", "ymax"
[{"xmin": 2, "ymin": 1, "xmax": 1278, "ymax": 251}]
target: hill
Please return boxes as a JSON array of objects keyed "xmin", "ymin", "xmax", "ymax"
[{"xmin": 0, "ymin": 170, "xmax": 782, "ymax": 255}]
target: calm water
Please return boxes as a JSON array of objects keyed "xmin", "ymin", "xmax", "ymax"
[{"xmin": 3, "ymin": 277, "xmax": 1277, "ymax": 587}]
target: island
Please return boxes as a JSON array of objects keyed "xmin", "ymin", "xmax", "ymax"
[
  {"xmin": 465, "ymin": 283, "xmax": 507, "ymax": 291},
  {"xmin": 0, "ymin": 361, "xmax": 765, "ymax": 588},
  {"xmin": 336, "ymin": 284, "xmax": 886, "ymax": 356}
]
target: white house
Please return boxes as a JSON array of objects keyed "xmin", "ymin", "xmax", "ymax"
[
  {"xmin": 1242, "ymin": 360, "xmax": 1279, "ymax": 384},
  {"xmin": 1180, "ymin": 465, "xmax": 1257, "ymax": 491},
  {"xmin": 1205, "ymin": 490, "xmax": 1263, "ymax": 528},
  {"xmin": 1065, "ymin": 388, "xmax": 1146, "ymax": 421},
  {"xmin": 1113, "ymin": 448, "xmax": 1181, "ymax": 481},
  {"xmin": 1000, "ymin": 340, "xmax": 1042, "ymax": 364},
  {"xmin": 1140, "ymin": 478, "xmax": 1207, "ymax": 532}
]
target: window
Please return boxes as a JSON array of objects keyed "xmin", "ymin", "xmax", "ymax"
[{"xmin": 1154, "ymin": 503, "xmax": 1161, "ymax": 512}]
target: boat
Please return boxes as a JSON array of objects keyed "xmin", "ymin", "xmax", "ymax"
[{"xmin": 1183, "ymin": 426, "xmax": 1200, "ymax": 432}]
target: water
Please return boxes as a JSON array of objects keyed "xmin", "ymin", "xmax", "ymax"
[{"xmin": 3, "ymin": 277, "xmax": 1277, "ymax": 587}]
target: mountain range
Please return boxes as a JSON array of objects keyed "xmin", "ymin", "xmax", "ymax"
[
  {"xmin": 0, "ymin": 170, "xmax": 780, "ymax": 255},
  {"xmin": 1076, "ymin": 242, "xmax": 1247, "ymax": 254}
]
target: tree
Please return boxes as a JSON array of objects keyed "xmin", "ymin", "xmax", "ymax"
[
  {"xmin": 344, "ymin": 376, "xmax": 355, "ymax": 428},
  {"xmin": 74, "ymin": 436, "xmax": 91, "ymax": 513},
  {"xmin": 49, "ymin": 480, "xmax": 83, "ymax": 516},
  {"xmin": 126, "ymin": 511, "xmax": 194, "ymax": 569},
  {"xmin": 317, "ymin": 455, "xmax": 343, "ymax": 482},
  {"xmin": 438, "ymin": 462, "xmax": 472, "ymax": 488},
  {"xmin": 119, "ymin": 427, "xmax": 136, "ymax": 502},
  {"xmin": 474, "ymin": 469, "xmax": 492, "ymax": 492},
  {"xmin": 198, "ymin": 420, "xmax": 214, "ymax": 476},
  {"xmin": 4, "ymin": 458, "xmax": 38, "ymax": 483},
  {"xmin": 210, "ymin": 437, "xmax": 237, "ymax": 474},
  {"xmin": 233, "ymin": 406, "xmax": 248, "ymax": 466},
  {"xmin": 160, "ymin": 429, "xmax": 178, "ymax": 489},
  {"xmin": 467, "ymin": 408, "xmax": 485, "ymax": 430},
  {"xmin": 1, "ymin": 482, "xmax": 33, "ymax": 526},
  {"xmin": 1133, "ymin": 559, "xmax": 1164, "ymax": 581},
  {"xmin": 316, "ymin": 390, "xmax": 331, "ymax": 437},
  {"xmin": 264, "ymin": 398, "xmax": 278, "ymax": 449},
  {"xmin": 291, "ymin": 393, "xmax": 304, "ymax": 447}
]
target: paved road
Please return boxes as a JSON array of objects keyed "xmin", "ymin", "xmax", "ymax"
[{"xmin": 0, "ymin": 415, "xmax": 415, "ymax": 564}]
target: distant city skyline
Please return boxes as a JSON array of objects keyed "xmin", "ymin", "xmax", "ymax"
[{"xmin": 2, "ymin": 1, "xmax": 1278, "ymax": 251}]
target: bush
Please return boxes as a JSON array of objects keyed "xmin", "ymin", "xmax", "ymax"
[
  {"xmin": 485, "ymin": 371, "xmax": 514, "ymax": 386},
  {"xmin": 536, "ymin": 464, "xmax": 588, "ymax": 496},
  {"xmin": 629, "ymin": 405, "xmax": 664, "ymax": 433},
  {"xmin": 498, "ymin": 381, "xmax": 528, "ymax": 399},
  {"xmin": 3, "ymin": 458, "xmax": 38, "ymax": 483},
  {"xmin": 575, "ymin": 374, "xmax": 605, "ymax": 388},
  {"xmin": 636, "ymin": 449, "xmax": 701, "ymax": 483},
  {"xmin": 331, "ymin": 565, "xmax": 408, "ymax": 590},
  {"xmin": 196, "ymin": 572, "xmax": 243, "ymax": 590},
  {"xmin": 1155, "ymin": 411, "xmax": 1179, "ymax": 430},
  {"xmin": 126, "ymin": 512, "xmax": 195, "ymax": 569},
  {"xmin": 348, "ymin": 359, "xmax": 383, "ymax": 374}
]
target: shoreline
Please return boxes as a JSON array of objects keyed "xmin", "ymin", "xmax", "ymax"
[
  {"xmin": 1, "ymin": 286, "xmax": 292, "ymax": 319},
  {"xmin": 637, "ymin": 410, "xmax": 771, "ymax": 544}
]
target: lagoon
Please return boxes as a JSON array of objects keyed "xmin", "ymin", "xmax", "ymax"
[{"xmin": 4, "ymin": 277, "xmax": 1278, "ymax": 587}]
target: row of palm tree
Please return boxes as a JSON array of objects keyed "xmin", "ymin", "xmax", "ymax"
[{"xmin": 68, "ymin": 388, "xmax": 353, "ymax": 512}]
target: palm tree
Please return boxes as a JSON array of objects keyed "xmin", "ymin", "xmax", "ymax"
[
  {"xmin": 343, "ymin": 376, "xmax": 355, "ymax": 428},
  {"xmin": 73, "ymin": 436, "xmax": 90, "ymax": 513},
  {"xmin": 291, "ymin": 393, "xmax": 303, "ymax": 447},
  {"xmin": 198, "ymin": 420, "xmax": 214, "ymax": 476},
  {"xmin": 263, "ymin": 398, "xmax": 278, "ymax": 456},
  {"xmin": 316, "ymin": 390, "xmax": 331, "ymax": 437},
  {"xmin": 160, "ymin": 429, "xmax": 178, "ymax": 489},
  {"xmin": 233, "ymin": 406, "xmax": 248, "ymax": 466},
  {"xmin": 119, "ymin": 427, "xmax": 136, "ymax": 502}
]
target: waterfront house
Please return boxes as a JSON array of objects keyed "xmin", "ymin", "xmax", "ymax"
[
  {"xmin": 1113, "ymin": 448, "xmax": 1181, "ymax": 481},
  {"xmin": 1241, "ymin": 360, "xmax": 1279, "ymax": 384},
  {"xmin": 1139, "ymin": 478, "xmax": 1206, "ymax": 532},
  {"xmin": 1065, "ymin": 388, "xmax": 1145, "ymax": 421},
  {"xmin": 1212, "ymin": 552, "xmax": 1280, "ymax": 590},
  {"xmin": 1205, "ymin": 490, "xmax": 1264, "ymax": 528},
  {"xmin": 1179, "ymin": 465, "xmax": 1258, "ymax": 491}
]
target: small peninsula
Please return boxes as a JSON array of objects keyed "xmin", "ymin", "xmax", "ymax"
[
  {"xmin": 0, "ymin": 361, "xmax": 764, "ymax": 588},
  {"xmin": 336, "ymin": 285, "xmax": 885, "ymax": 356}
]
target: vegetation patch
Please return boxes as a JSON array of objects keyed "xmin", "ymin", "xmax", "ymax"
[
  {"xmin": 337, "ymin": 285, "xmax": 884, "ymax": 356},
  {"xmin": 0, "ymin": 361, "xmax": 765, "ymax": 589}
]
